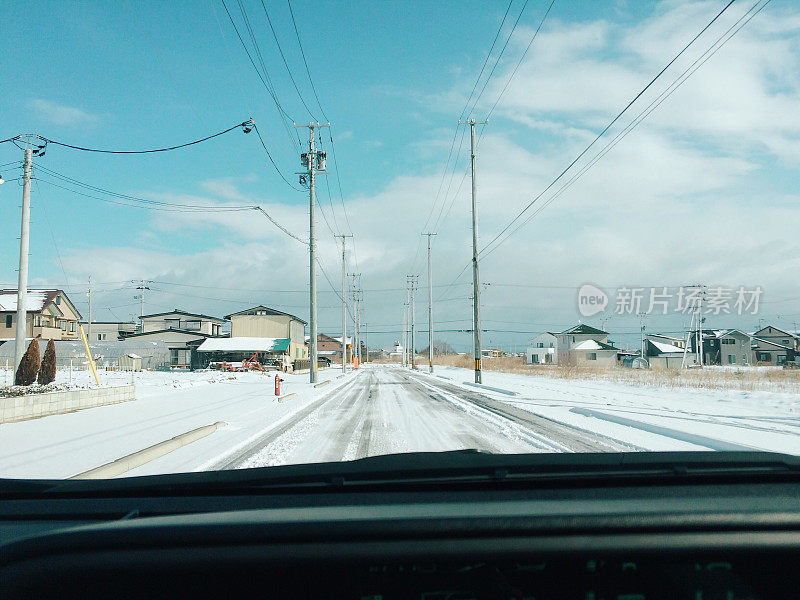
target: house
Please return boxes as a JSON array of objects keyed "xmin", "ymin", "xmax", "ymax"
[
  {"xmin": 317, "ymin": 333, "xmax": 351, "ymax": 364},
  {"xmin": 482, "ymin": 348, "xmax": 504, "ymax": 358},
  {"xmin": 569, "ymin": 338, "xmax": 619, "ymax": 367},
  {"xmin": 711, "ymin": 329, "xmax": 755, "ymax": 366},
  {"xmin": 125, "ymin": 309, "xmax": 226, "ymax": 369},
  {"xmin": 688, "ymin": 329, "xmax": 756, "ymax": 366},
  {"xmin": 751, "ymin": 326, "xmax": 799, "ymax": 365},
  {"xmin": 79, "ymin": 321, "xmax": 138, "ymax": 342},
  {"xmin": 0, "ymin": 289, "xmax": 82, "ymax": 341},
  {"xmin": 556, "ymin": 324, "xmax": 618, "ymax": 366},
  {"xmin": 140, "ymin": 309, "xmax": 224, "ymax": 336},
  {"xmin": 647, "ymin": 333, "xmax": 686, "ymax": 350},
  {"xmin": 526, "ymin": 332, "xmax": 558, "ymax": 365},
  {"xmin": 225, "ymin": 306, "xmax": 308, "ymax": 362},
  {"xmin": 645, "ymin": 336, "xmax": 686, "ymax": 370}
]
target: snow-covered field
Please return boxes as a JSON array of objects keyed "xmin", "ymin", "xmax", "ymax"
[
  {"xmin": 423, "ymin": 366, "xmax": 800, "ymax": 454},
  {"xmin": 1, "ymin": 363, "xmax": 799, "ymax": 480}
]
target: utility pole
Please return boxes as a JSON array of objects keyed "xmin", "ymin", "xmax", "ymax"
[
  {"xmin": 404, "ymin": 279, "xmax": 411, "ymax": 366},
  {"xmin": 423, "ymin": 233, "xmax": 436, "ymax": 372},
  {"xmin": 87, "ymin": 276, "xmax": 92, "ymax": 343},
  {"xmin": 349, "ymin": 272, "xmax": 361, "ymax": 367},
  {"xmin": 459, "ymin": 118, "xmax": 488, "ymax": 384},
  {"xmin": 364, "ymin": 322, "xmax": 368, "ymax": 363},
  {"xmin": 134, "ymin": 279, "xmax": 151, "ymax": 326},
  {"xmin": 335, "ymin": 234, "xmax": 352, "ymax": 373},
  {"xmin": 638, "ymin": 312, "xmax": 646, "ymax": 358},
  {"xmin": 14, "ymin": 146, "xmax": 33, "ymax": 372},
  {"xmin": 407, "ymin": 274, "xmax": 419, "ymax": 369},
  {"xmin": 295, "ymin": 122, "xmax": 329, "ymax": 383},
  {"xmin": 400, "ymin": 304, "xmax": 408, "ymax": 367}
]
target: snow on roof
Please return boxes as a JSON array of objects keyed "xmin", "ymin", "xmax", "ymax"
[
  {"xmin": 572, "ymin": 339, "xmax": 603, "ymax": 351},
  {"xmin": 650, "ymin": 340, "xmax": 685, "ymax": 354},
  {"xmin": 196, "ymin": 337, "xmax": 291, "ymax": 353},
  {"xmin": 572, "ymin": 339, "xmax": 618, "ymax": 351},
  {"xmin": 0, "ymin": 290, "xmax": 49, "ymax": 312}
]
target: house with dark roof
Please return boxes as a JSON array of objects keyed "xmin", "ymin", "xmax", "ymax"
[
  {"xmin": 126, "ymin": 309, "xmax": 226, "ymax": 369},
  {"xmin": 0, "ymin": 289, "xmax": 82, "ymax": 341},
  {"xmin": 525, "ymin": 324, "xmax": 619, "ymax": 366},
  {"xmin": 751, "ymin": 326, "xmax": 799, "ymax": 365},
  {"xmin": 225, "ymin": 306, "xmax": 308, "ymax": 363}
]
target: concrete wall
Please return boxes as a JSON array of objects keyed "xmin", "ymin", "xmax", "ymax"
[{"xmin": 0, "ymin": 385, "xmax": 135, "ymax": 424}]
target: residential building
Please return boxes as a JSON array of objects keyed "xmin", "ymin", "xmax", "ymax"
[
  {"xmin": 687, "ymin": 329, "xmax": 756, "ymax": 366},
  {"xmin": 645, "ymin": 336, "xmax": 686, "ymax": 370},
  {"xmin": 140, "ymin": 309, "xmax": 224, "ymax": 336},
  {"xmin": 126, "ymin": 309, "xmax": 226, "ymax": 369},
  {"xmin": 79, "ymin": 321, "xmax": 138, "ymax": 342},
  {"xmin": 526, "ymin": 332, "xmax": 557, "ymax": 365},
  {"xmin": 647, "ymin": 333, "xmax": 686, "ymax": 349},
  {"xmin": 317, "ymin": 333, "xmax": 351, "ymax": 364},
  {"xmin": 527, "ymin": 325, "xmax": 618, "ymax": 367},
  {"xmin": 0, "ymin": 289, "xmax": 82, "ymax": 341},
  {"xmin": 749, "ymin": 326, "xmax": 798, "ymax": 365},
  {"xmin": 556, "ymin": 324, "xmax": 617, "ymax": 365},
  {"xmin": 226, "ymin": 306, "xmax": 308, "ymax": 362},
  {"xmin": 568, "ymin": 338, "xmax": 619, "ymax": 367}
]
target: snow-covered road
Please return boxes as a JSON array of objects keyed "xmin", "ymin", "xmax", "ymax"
[
  {"xmin": 216, "ymin": 367, "xmax": 624, "ymax": 470},
  {"xmin": 2, "ymin": 363, "xmax": 800, "ymax": 480}
]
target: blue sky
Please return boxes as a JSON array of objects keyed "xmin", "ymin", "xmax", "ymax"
[{"xmin": 2, "ymin": 0, "xmax": 799, "ymax": 351}]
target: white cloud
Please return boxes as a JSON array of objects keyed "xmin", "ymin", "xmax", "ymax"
[{"xmin": 29, "ymin": 99, "xmax": 99, "ymax": 127}]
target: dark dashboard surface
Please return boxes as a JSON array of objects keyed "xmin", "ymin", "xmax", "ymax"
[{"xmin": 3, "ymin": 478, "xmax": 800, "ymax": 599}]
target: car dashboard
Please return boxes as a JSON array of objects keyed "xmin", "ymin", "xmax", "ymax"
[{"xmin": 2, "ymin": 473, "xmax": 800, "ymax": 599}]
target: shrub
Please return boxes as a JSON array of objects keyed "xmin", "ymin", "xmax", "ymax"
[
  {"xmin": 38, "ymin": 339, "xmax": 56, "ymax": 385},
  {"xmin": 14, "ymin": 338, "xmax": 40, "ymax": 386}
]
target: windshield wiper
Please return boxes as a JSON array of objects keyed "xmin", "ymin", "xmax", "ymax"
[{"xmin": 4, "ymin": 450, "xmax": 800, "ymax": 498}]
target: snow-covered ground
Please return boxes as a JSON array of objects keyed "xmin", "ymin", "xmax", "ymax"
[
  {"xmin": 422, "ymin": 366, "xmax": 800, "ymax": 454},
  {"xmin": 0, "ymin": 367, "xmax": 352, "ymax": 479},
  {"xmin": 2, "ymin": 363, "xmax": 800, "ymax": 480}
]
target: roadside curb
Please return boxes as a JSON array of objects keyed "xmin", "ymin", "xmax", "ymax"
[{"xmin": 70, "ymin": 421, "xmax": 228, "ymax": 479}]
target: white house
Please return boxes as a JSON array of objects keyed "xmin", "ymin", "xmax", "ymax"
[{"xmin": 526, "ymin": 332, "xmax": 557, "ymax": 365}]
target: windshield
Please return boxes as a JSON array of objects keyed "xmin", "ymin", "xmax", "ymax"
[{"xmin": 1, "ymin": 0, "xmax": 797, "ymax": 481}]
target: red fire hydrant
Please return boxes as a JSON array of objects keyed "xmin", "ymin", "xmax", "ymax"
[{"xmin": 274, "ymin": 373, "xmax": 283, "ymax": 396}]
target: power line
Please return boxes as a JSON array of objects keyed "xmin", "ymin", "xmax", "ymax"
[
  {"xmin": 34, "ymin": 165, "xmax": 252, "ymax": 211},
  {"xmin": 37, "ymin": 120, "xmax": 252, "ymax": 154},
  {"xmin": 253, "ymin": 206, "xmax": 307, "ymax": 243},
  {"xmin": 459, "ymin": 0, "xmax": 515, "ymax": 121},
  {"xmin": 478, "ymin": 0, "xmax": 736, "ymax": 257},
  {"xmin": 465, "ymin": 0, "xmax": 530, "ymax": 119},
  {"xmin": 480, "ymin": 0, "xmax": 765, "ymax": 259},
  {"xmin": 219, "ymin": 0, "xmax": 300, "ymax": 150},
  {"xmin": 35, "ymin": 177, "xmax": 254, "ymax": 213},
  {"xmin": 486, "ymin": 0, "xmax": 556, "ymax": 120},
  {"xmin": 287, "ymin": 0, "xmax": 328, "ymax": 122},
  {"xmin": 259, "ymin": 0, "xmax": 318, "ymax": 121},
  {"xmin": 251, "ymin": 121, "xmax": 303, "ymax": 191}
]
